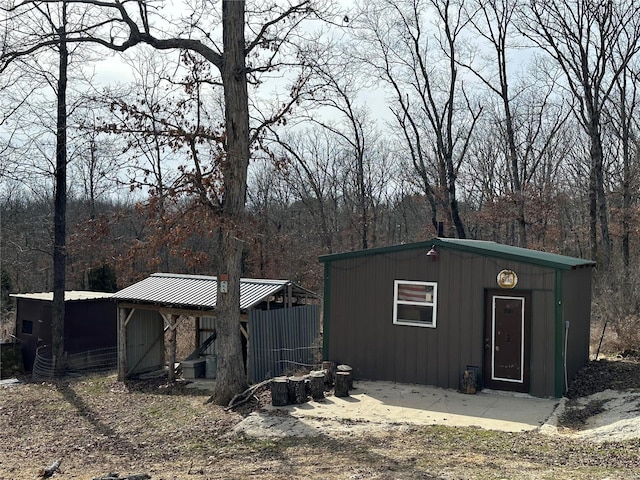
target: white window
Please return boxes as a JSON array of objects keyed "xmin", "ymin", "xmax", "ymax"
[{"xmin": 393, "ymin": 280, "xmax": 437, "ymax": 328}]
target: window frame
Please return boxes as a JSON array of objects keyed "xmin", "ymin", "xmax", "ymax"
[
  {"xmin": 21, "ymin": 319, "xmax": 34, "ymax": 335},
  {"xmin": 393, "ymin": 280, "xmax": 438, "ymax": 328}
]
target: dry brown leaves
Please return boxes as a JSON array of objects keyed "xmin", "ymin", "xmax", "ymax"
[{"xmin": 1, "ymin": 363, "xmax": 640, "ymax": 479}]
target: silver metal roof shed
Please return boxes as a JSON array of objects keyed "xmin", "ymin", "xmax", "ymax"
[
  {"xmin": 112, "ymin": 273, "xmax": 320, "ymax": 381},
  {"xmin": 112, "ymin": 273, "xmax": 317, "ymax": 311}
]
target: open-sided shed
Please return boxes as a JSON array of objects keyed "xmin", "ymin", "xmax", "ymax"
[
  {"xmin": 112, "ymin": 273, "xmax": 319, "ymax": 382},
  {"xmin": 319, "ymin": 238, "xmax": 596, "ymax": 398}
]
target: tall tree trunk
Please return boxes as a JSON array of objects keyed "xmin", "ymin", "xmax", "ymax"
[
  {"xmin": 211, "ymin": 0, "xmax": 249, "ymax": 405},
  {"xmin": 52, "ymin": 2, "xmax": 68, "ymax": 375},
  {"xmin": 357, "ymin": 152, "xmax": 368, "ymax": 249},
  {"xmin": 594, "ymin": 154, "xmax": 611, "ymax": 267},
  {"xmin": 622, "ymin": 140, "xmax": 630, "ymax": 268},
  {"xmin": 589, "ymin": 118, "xmax": 611, "ymax": 267},
  {"xmin": 621, "ymin": 86, "xmax": 631, "ymax": 268},
  {"xmin": 503, "ymin": 100, "xmax": 526, "ymax": 248},
  {"xmin": 447, "ymin": 161, "xmax": 466, "ymax": 239}
]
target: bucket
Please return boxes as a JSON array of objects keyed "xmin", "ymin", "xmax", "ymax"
[{"xmin": 205, "ymin": 355, "xmax": 217, "ymax": 379}]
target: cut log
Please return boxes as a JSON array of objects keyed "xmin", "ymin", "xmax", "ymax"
[
  {"xmin": 92, "ymin": 474, "xmax": 151, "ymax": 480},
  {"xmin": 271, "ymin": 376, "xmax": 289, "ymax": 406},
  {"xmin": 334, "ymin": 371, "xmax": 350, "ymax": 397},
  {"xmin": 287, "ymin": 376, "xmax": 307, "ymax": 404},
  {"xmin": 460, "ymin": 369, "xmax": 477, "ymax": 394},
  {"xmin": 38, "ymin": 458, "xmax": 62, "ymax": 478},
  {"xmin": 309, "ymin": 370, "xmax": 325, "ymax": 400},
  {"xmin": 337, "ymin": 364, "xmax": 353, "ymax": 389},
  {"xmin": 321, "ymin": 361, "xmax": 335, "ymax": 384}
]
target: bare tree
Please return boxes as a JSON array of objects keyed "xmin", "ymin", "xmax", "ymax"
[
  {"xmin": 292, "ymin": 40, "xmax": 384, "ymax": 249},
  {"xmin": 607, "ymin": 62, "xmax": 640, "ymax": 268},
  {"xmin": 269, "ymin": 127, "xmax": 342, "ymax": 253},
  {"xmin": 2, "ymin": 0, "xmax": 339, "ymax": 403},
  {"xmin": 462, "ymin": 0, "xmax": 532, "ymax": 245},
  {"xmin": 51, "ymin": 1, "xmax": 69, "ymax": 374},
  {"xmin": 0, "ymin": 1, "xmax": 111, "ymax": 372},
  {"xmin": 355, "ymin": 0, "xmax": 482, "ymax": 238},
  {"xmin": 519, "ymin": 0, "xmax": 640, "ymax": 266}
]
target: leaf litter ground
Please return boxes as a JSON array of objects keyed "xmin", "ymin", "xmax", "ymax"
[{"xmin": 1, "ymin": 358, "xmax": 640, "ymax": 479}]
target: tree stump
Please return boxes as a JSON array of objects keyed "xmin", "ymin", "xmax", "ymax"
[
  {"xmin": 271, "ymin": 376, "xmax": 289, "ymax": 406},
  {"xmin": 309, "ymin": 370, "xmax": 325, "ymax": 400},
  {"xmin": 288, "ymin": 376, "xmax": 307, "ymax": 404},
  {"xmin": 334, "ymin": 371, "xmax": 350, "ymax": 397},
  {"xmin": 322, "ymin": 361, "xmax": 335, "ymax": 385},
  {"xmin": 337, "ymin": 364, "xmax": 353, "ymax": 389}
]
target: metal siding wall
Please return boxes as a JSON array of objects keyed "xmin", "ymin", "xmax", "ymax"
[
  {"xmin": 64, "ymin": 300, "xmax": 117, "ymax": 354},
  {"xmin": 199, "ymin": 316, "xmax": 217, "ymax": 356},
  {"xmin": 329, "ymin": 248, "xmax": 441, "ymax": 384},
  {"xmin": 126, "ymin": 309, "xmax": 164, "ymax": 374},
  {"xmin": 16, "ymin": 299, "xmax": 50, "ymax": 371},
  {"xmin": 563, "ymin": 268, "xmax": 592, "ymax": 385},
  {"xmin": 531, "ymin": 270, "xmax": 556, "ymax": 398},
  {"xmin": 327, "ymin": 246, "xmax": 563, "ymax": 396},
  {"xmin": 444, "ymin": 251, "xmax": 484, "ymax": 390},
  {"xmin": 248, "ymin": 305, "xmax": 320, "ymax": 383}
]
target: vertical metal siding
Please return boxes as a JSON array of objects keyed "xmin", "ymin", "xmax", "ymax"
[
  {"xmin": 563, "ymin": 268, "xmax": 592, "ymax": 387},
  {"xmin": 126, "ymin": 308, "xmax": 164, "ymax": 374},
  {"xmin": 248, "ymin": 305, "xmax": 320, "ymax": 383},
  {"xmin": 199, "ymin": 316, "xmax": 217, "ymax": 356},
  {"xmin": 327, "ymin": 245, "xmax": 565, "ymax": 396}
]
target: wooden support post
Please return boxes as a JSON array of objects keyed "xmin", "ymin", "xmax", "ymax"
[
  {"xmin": 161, "ymin": 313, "xmax": 182, "ymax": 383},
  {"xmin": 288, "ymin": 376, "xmax": 307, "ymax": 404},
  {"xmin": 118, "ymin": 307, "xmax": 135, "ymax": 381},
  {"xmin": 168, "ymin": 322, "xmax": 177, "ymax": 382},
  {"xmin": 309, "ymin": 370, "xmax": 325, "ymax": 400},
  {"xmin": 334, "ymin": 371, "xmax": 350, "ymax": 397},
  {"xmin": 195, "ymin": 316, "xmax": 201, "ymax": 352},
  {"xmin": 271, "ymin": 376, "xmax": 289, "ymax": 406}
]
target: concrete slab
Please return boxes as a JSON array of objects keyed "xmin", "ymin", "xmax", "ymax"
[{"xmin": 256, "ymin": 380, "xmax": 560, "ymax": 434}]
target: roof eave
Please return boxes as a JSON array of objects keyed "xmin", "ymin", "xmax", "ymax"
[
  {"xmin": 432, "ymin": 238, "xmax": 596, "ymax": 271},
  {"xmin": 319, "ymin": 238, "xmax": 596, "ymax": 271}
]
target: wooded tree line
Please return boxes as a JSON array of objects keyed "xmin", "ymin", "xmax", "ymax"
[{"xmin": 2, "ymin": 0, "xmax": 640, "ymax": 389}]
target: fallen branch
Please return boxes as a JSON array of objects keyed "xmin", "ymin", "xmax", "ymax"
[
  {"xmin": 92, "ymin": 474, "xmax": 151, "ymax": 480},
  {"xmin": 223, "ymin": 378, "xmax": 273, "ymax": 410},
  {"xmin": 38, "ymin": 458, "xmax": 62, "ymax": 478}
]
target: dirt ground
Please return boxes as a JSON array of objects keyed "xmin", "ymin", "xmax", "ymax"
[{"xmin": 1, "ymin": 358, "xmax": 640, "ymax": 480}]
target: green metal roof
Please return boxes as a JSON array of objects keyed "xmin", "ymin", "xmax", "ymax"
[{"xmin": 319, "ymin": 238, "xmax": 596, "ymax": 271}]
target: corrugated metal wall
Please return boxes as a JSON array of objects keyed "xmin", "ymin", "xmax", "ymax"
[
  {"xmin": 248, "ymin": 305, "xmax": 320, "ymax": 383},
  {"xmin": 563, "ymin": 268, "xmax": 593, "ymax": 385},
  {"xmin": 326, "ymin": 247, "xmax": 563, "ymax": 397},
  {"xmin": 126, "ymin": 308, "xmax": 164, "ymax": 375},
  {"xmin": 199, "ymin": 316, "xmax": 217, "ymax": 356}
]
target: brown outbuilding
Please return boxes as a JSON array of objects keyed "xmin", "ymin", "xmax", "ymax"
[
  {"xmin": 11, "ymin": 291, "xmax": 116, "ymax": 372},
  {"xmin": 319, "ymin": 238, "xmax": 595, "ymax": 398}
]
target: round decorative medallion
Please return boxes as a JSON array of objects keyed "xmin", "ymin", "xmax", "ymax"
[{"xmin": 497, "ymin": 269, "xmax": 518, "ymax": 289}]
